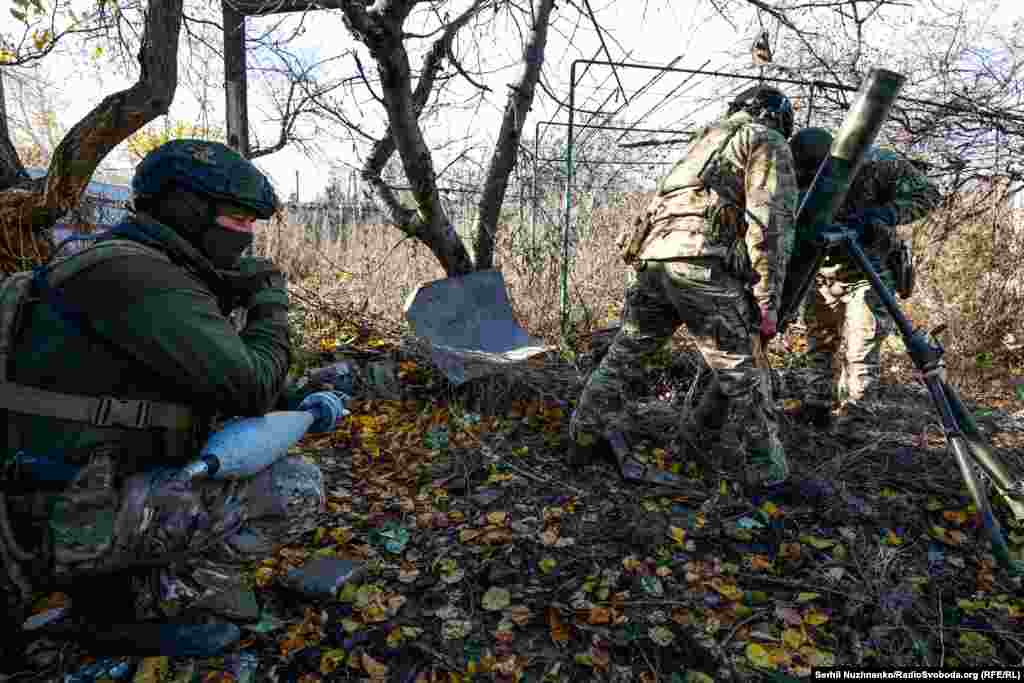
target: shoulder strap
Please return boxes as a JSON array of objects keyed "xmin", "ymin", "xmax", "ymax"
[
  {"xmin": 0, "ymin": 272, "xmax": 37, "ymax": 384},
  {"xmin": 0, "ymin": 240, "xmax": 194, "ymax": 432},
  {"xmin": 44, "ymin": 239, "xmax": 171, "ymax": 289}
]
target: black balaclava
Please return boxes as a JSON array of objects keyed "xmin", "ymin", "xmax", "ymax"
[{"xmin": 137, "ymin": 186, "xmax": 253, "ymax": 269}]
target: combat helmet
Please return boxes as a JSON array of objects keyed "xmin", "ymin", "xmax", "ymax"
[
  {"xmin": 727, "ymin": 85, "xmax": 795, "ymax": 139},
  {"xmin": 132, "ymin": 139, "xmax": 278, "ymax": 219},
  {"xmin": 789, "ymin": 127, "xmax": 833, "ymax": 187}
]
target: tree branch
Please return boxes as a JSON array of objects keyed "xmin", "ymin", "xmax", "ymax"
[{"xmin": 475, "ymin": 0, "xmax": 556, "ymax": 270}]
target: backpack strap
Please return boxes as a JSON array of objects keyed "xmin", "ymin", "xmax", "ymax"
[{"xmin": 0, "ymin": 240, "xmax": 196, "ymax": 432}]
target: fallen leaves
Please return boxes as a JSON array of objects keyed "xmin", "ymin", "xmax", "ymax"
[{"xmin": 482, "ymin": 587, "xmax": 512, "ymax": 611}]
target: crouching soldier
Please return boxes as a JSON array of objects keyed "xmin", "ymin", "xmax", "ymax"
[{"xmin": 0, "ymin": 140, "xmax": 325, "ymax": 656}]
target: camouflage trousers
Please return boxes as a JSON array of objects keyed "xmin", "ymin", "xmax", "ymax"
[
  {"xmin": 571, "ymin": 259, "xmax": 781, "ymax": 460},
  {"xmin": 803, "ymin": 269, "xmax": 895, "ymax": 406},
  {"xmin": 6, "ymin": 453, "xmax": 323, "ymax": 619}
]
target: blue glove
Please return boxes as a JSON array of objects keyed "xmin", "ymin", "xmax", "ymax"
[{"xmin": 845, "ymin": 207, "xmax": 898, "ymax": 246}]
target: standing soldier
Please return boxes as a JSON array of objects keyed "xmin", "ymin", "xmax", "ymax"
[
  {"xmin": 788, "ymin": 127, "xmax": 941, "ymax": 427},
  {"xmin": 570, "ymin": 85, "xmax": 799, "ymax": 489}
]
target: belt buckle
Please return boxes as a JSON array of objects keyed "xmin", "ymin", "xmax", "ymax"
[{"xmin": 94, "ymin": 397, "xmax": 152, "ymax": 429}]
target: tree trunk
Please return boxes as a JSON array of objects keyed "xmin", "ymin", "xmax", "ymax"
[
  {"xmin": 344, "ymin": 0, "xmax": 482, "ymax": 278},
  {"xmin": 0, "ymin": 71, "xmax": 30, "ymax": 191},
  {"xmin": 0, "ymin": 0, "xmax": 184, "ymax": 268},
  {"xmin": 474, "ymin": 0, "xmax": 556, "ymax": 271}
]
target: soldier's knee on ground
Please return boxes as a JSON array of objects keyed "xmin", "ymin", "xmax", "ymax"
[{"xmin": 225, "ymin": 457, "xmax": 325, "ymax": 558}]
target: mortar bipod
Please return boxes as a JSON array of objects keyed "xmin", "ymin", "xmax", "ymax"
[{"xmin": 818, "ymin": 226, "xmax": 1024, "ymax": 575}]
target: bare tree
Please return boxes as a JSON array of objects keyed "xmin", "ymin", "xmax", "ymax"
[{"xmin": 0, "ymin": 0, "xmax": 184, "ymax": 268}]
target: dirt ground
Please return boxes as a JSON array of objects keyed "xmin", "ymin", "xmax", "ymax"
[{"xmin": 12, "ymin": 328, "xmax": 1024, "ymax": 682}]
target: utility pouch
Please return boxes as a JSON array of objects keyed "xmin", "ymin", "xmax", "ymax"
[
  {"xmin": 726, "ymin": 236, "xmax": 752, "ymax": 282},
  {"xmin": 616, "ymin": 210, "xmax": 654, "ymax": 267},
  {"xmin": 887, "ymin": 239, "xmax": 915, "ymax": 299},
  {"xmin": 48, "ymin": 448, "xmax": 120, "ymax": 573}
]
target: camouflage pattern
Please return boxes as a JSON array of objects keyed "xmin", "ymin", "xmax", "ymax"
[
  {"xmin": 42, "ymin": 454, "xmax": 322, "ymax": 580},
  {"xmin": 133, "ymin": 139, "xmax": 279, "ymax": 219},
  {"xmin": 639, "ymin": 111, "xmax": 798, "ymax": 311},
  {"xmin": 571, "ymin": 259, "xmax": 787, "ymax": 486},
  {"xmin": 573, "ymin": 111, "xmax": 796, "ymax": 486},
  {"xmin": 802, "ymin": 147, "xmax": 940, "ymax": 407},
  {"xmin": 5, "ymin": 205, "xmax": 305, "ymax": 617}
]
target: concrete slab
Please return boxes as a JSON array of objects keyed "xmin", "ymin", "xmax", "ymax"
[{"xmin": 403, "ymin": 269, "xmax": 549, "ymax": 385}]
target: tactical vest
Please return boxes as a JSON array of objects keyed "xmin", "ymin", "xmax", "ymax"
[
  {"xmin": 0, "ymin": 239, "xmax": 196, "ymax": 448},
  {"xmin": 621, "ymin": 121, "xmax": 749, "ymax": 271}
]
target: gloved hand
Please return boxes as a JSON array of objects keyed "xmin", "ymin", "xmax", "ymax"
[
  {"xmin": 218, "ymin": 257, "xmax": 288, "ymax": 311},
  {"xmin": 844, "ymin": 206, "xmax": 898, "ymax": 247},
  {"xmin": 758, "ymin": 302, "xmax": 777, "ymax": 340}
]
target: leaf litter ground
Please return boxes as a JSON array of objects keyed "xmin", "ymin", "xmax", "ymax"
[{"xmin": 26, "ymin": 328, "xmax": 1024, "ymax": 682}]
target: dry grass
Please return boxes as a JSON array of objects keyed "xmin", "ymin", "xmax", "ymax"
[{"xmin": 180, "ymin": 189, "xmax": 1024, "ymax": 401}]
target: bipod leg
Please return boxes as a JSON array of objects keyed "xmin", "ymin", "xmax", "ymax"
[
  {"xmin": 920, "ymin": 375, "xmax": 1024, "ymax": 575},
  {"xmin": 942, "ymin": 379, "xmax": 1024, "ymax": 522},
  {"xmin": 832, "ymin": 232, "xmax": 1024, "ymax": 575}
]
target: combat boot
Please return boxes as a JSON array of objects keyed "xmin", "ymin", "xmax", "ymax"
[{"xmin": 678, "ymin": 387, "xmax": 729, "ymax": 459}]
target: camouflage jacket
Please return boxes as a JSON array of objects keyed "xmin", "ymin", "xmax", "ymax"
[
  {"xmin": 639, "ymin": 111, "xmax": 798, "ymax": 309},
  {"xmin": 7, "ymin": 214, "xmax": 293, "ymax": 466},
  {"xmin": 822, "ymin": 148, "xmax": 941, "ymax": 277}
]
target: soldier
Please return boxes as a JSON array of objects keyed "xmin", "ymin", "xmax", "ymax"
[
  {"xmin": 788, "ymin": 127, "xmax": 941, "ymax": 427},
  {"xmin": 1, "ymin": 140, "xmax": 324, "ymax": 653},
  {"xmin": 570, "ymin": 85, "xmax": 798, "ymax": 489}
]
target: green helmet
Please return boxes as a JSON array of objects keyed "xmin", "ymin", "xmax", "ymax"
[
  {"xmin": 727, "ymin": 85, "xmax": 794, "ymax": 139},
  {"xmin": 789, "ymin": 127, "xmax": 834, "ymax": 187},
  {"xmin": 132, "ymin": 139, "xmax": 279, "ymax": 219}
]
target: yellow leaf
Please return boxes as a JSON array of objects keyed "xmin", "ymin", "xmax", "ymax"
[
  {"xmin": 709, "ymin": 577, "xmax": 743, "ymax": 601},
  {"xmin": 253, "ymin": 567, "xmax": 275, "ymax": 588},
  {"xmin": 746, "ymin": 642, "xmax": 776, "ymax": 670},
  {"xmin": 884, "ymin": 529, "xmax": 904, "ymax": 546},
  {"xmin": 539, "ymin": 557, "xmax": 557, "ymax": 574},
  {"xmin": 320, "ymin": 649, "xmax": 346, "ymax": 675},
  {"xmin": 782, "ymin": 628, "xmax": 806, "ymax": 649},
  {"xmin": 959, "ymin": 631, "xmax": 996, "ymax": 658},
  {"xmin": 796, "ymin": 592, "xmax": 820, "ymax": 603},
  {"xmin": 486, "ymin": 511, "xmax": 508, "ymax": 525},
  {"xmin": 804, "ymin": 609, "xmax": 830, "ymax": 625},
  {"xmin": 623, "ymin": 556, "xmax": 643, "ymax": 572},
  {"xmin": 957, "ymin": 599, "xmax": 988, "ymax": 614},
  {"xmin": 761, "ymin": 501, "xmax": 780, "ymax": 518},
  {"xmin": 668, "ymin": 526, "xmax": 687, "ymax": 545},
  {"xmin": 361, "ymin": 652, "xmax": 388, "ymax": 679},
  {"xmin": 799, "ymin": 534, "xmax": 836, "ymax": 549},
  {"xmin": 133, "ymin": 657, "xmax": 169, "ymax": 683}
]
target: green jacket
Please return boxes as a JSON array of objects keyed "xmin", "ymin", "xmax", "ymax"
[
  {"xmin": 821, "ymin": 147, "xmax": 941, "ymax": 279},
  {"xmin": 6, "ymin": 214, "xmax": 292, "ymax": 466}
]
